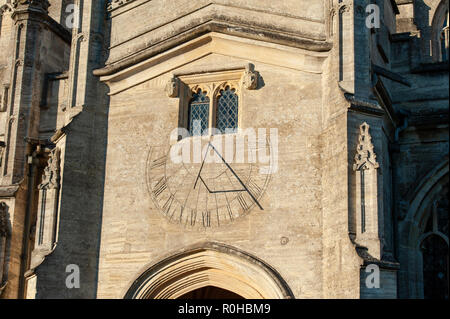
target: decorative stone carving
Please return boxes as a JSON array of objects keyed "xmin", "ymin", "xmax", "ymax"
[
  {"xmin": 165, "ymin": 76, "xmax": 180, "ymax": 98},
  {"xmin": 242, "ymin": 66, "xmax": 258, "ymax": 90},
  {"xmin": 12, "ymin": 0, "xmax": 49, "ymax": 11},
  {"xmin": 30, "ymin": 148, "xmax": 61, "ymax": 270},
  {"xmin": 353, "ymin": 122, "xmax": 379, "ymax": 171},
  {"xmin": 338, "ymin": 3, "xmax": 352, "ymax": 14},
  {"xmin": 107, "ymin": 0, "xmax": 137, "ymax": 12},
  {"xmin": 39, "ymin": 148, "xmax": 60, "ymax": 190},
  {"xmin": 0, "ymin": 2, "xmax": 13, "ymax": 14},
  {"xmin": 353, "ymin": 122, "xmax": 381, "ymax": 260},
  {"xmin": 0, "ymin": 84, "xmax": 9, "ymax": 112},
  {"xmin": 214, "ymin": 81, "xmax": 240, "ymax": 96}
]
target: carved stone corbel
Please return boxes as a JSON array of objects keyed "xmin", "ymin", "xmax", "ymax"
[
  {"xmin": 165, "ymin": 76, "xmax": 180, "ymax": 98},
  {"xmin": 30, "ymin": 147, "xmax": 60, "ymax": 270},
  {"xmin": 242, "ymin": 64, "xmax": 258, "ymax": 90}
]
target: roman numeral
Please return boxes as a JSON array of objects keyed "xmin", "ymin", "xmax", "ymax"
[
  {"xmin": 237, "ymin": 194, "xmax": 250, "ymax": 211},
  {"xmin": 247, "ymin": 179, "xmax": 262, "ymax": 198},
  {"xmin": 190, "ymin": 210, "xmax": 197, "ymax": 226},
  {"xmin": 169, "ymin": 205, "xmax": 178, "ymax": 221},
  {"xmin": 178, "ymin": 207, "xmax": 184, "ymax": 223},
  {"xmin": 202, "ymin": 211, "xmax": 211, "ymax": 227},
  {"xmin": 150, "ymin": 156, "xmax": 166, "ymax": 170},
  {"xmin": 153, "ymin": 177, "xmax": 167, "ymax": 198},
  {"xmin": 216, "ymin": 208, "xmax": 220, "ymax": 227},
  {"xmin": 226, "ymin": 202, "xmax": 234, "ymax": 221},
  {"xmin": 162, "ymin": 194, "xmax": 174, "ymax": 215}
]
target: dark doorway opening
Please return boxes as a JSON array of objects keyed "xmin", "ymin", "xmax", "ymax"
[
  {"xmin": 178, "ymin": 286, "xmax": 245, "ymax": 299},
  {"xmin": 422, "ymin": 234, "xmax": 449, "ymax": 299}
]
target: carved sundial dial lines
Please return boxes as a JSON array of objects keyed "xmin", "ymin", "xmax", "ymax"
[{"xmin": 146, "ymin": 134, "xmax": 273, "ymax": 230}]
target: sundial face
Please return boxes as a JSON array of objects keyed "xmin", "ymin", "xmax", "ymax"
[{"xmin": 146, "ymin": 134, "xmax": 273, "ymax": 230}]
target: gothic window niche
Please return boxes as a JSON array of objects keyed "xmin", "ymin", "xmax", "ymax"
[
  {"xmin": 30, "ymin": 147, "xmax": 61, "ymax": 270},
  {"xmin": 432, "ymin": 1, "xmax": 449, "ymax": 62},
  {"xmin": 165, "ymin": 64, "xmax": 258, "ymax": 138},
  {"xmin": 353, "ymin": 122, "xmax": 381, "ymax": 259}
]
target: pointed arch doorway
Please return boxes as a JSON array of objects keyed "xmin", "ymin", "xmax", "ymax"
[
  {"xmin": 398, "ymin": 160, "xmax": 449, "ymax": 299},
  {"xmin": 124, "ymin": 243, "xmax": 294, "ymax": 299}
]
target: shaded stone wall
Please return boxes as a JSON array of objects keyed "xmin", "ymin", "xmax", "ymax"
[{"xmin": 97, "ymin": 51, "xmax": 327, "ymax": 299}]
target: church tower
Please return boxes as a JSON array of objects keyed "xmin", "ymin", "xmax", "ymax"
[{"xmin": 0, "ymin": 0, "xmax": 448, "ymax": 299}]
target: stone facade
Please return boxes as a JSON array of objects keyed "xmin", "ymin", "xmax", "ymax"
[{"xmin": 0, "ymin": 0, "xmax": 448, "ymax": 299}]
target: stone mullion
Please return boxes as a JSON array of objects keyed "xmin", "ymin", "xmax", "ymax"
[
  {"xmin": 66, "ymin": 0, "xmax": 84, "ymax": 111},
  {"xmin": 337, "ymin": 0, "xmax": 355, "ymax": 93}
]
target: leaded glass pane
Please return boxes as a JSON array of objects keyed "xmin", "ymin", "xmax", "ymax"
[
  {"xmin": 216, "ymin": 87, "xmax": 238, "ymax": 134},
  {"xmin": 424, "ymin": 213, "xmax": 433, "ymax": 233},
  {"xmin": 421, "ymin": 235, "xmax": 449, "ymax": 299},
  {"xmin": 189, "ymin": 90, "xmax": 210, "ymax": 136},
  {"xmin": 437, "ymin": 185, "xmax": 449, "ymax": 237}
]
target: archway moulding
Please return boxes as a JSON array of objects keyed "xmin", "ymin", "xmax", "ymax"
[
  {"xmin": 398, "ymin": 158, "xmax": 449, "ymax": 298},
  {"xmin": 403, "ymin": 158, "xmax": 449, "ymax": 230},
  {"xmin": 124, "ymin": 242, "xmax": 294, "ymax": 299}
]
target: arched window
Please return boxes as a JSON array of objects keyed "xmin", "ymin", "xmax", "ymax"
[
  {"xmin": 432, "ymin": 1, "xmax": 449, "ymax": 62},
  {"xmin": 188, "ymin": 89, "xmax": 209, "ymax": 136},
  {"xmin": 173, "ymin": 69, "xmax": 253, "ymax": 138},
  {"xmin": 216, "ymin": 87, "xmax": 238, "ymax": 134},
  {"xmin": 420, "ymin": 184, "xmax": 449, "ymax": 299}
]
